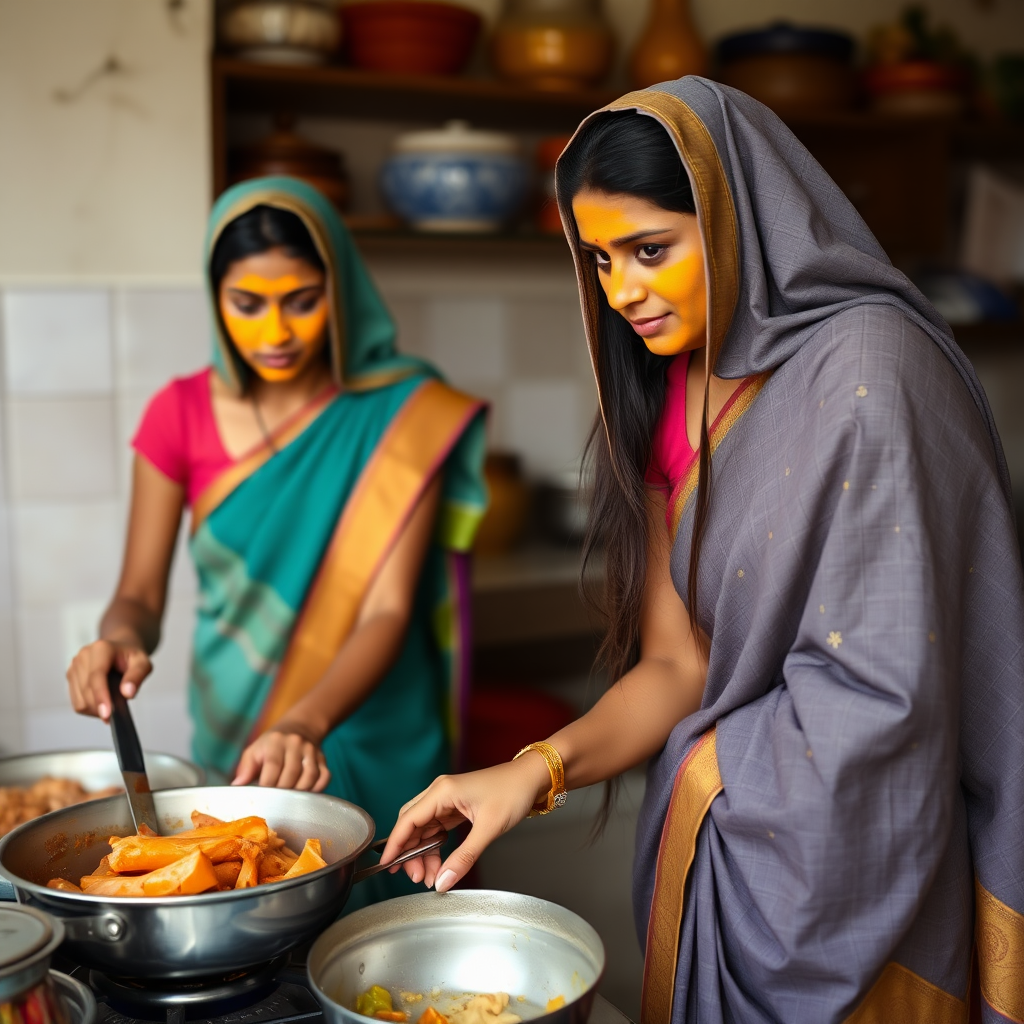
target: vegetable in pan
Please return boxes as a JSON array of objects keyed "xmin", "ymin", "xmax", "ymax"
[{"xmin": 45, "ymin": 810, "xmax": 326, "ymax": 896}]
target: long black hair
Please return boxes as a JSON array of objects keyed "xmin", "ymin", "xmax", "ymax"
[
  {"xmin": 210, "ymin": 204, "xmax": 326, "ymax": 295},
  {"xmin": 558, "ymin": 111, "xmax": 706, "ymax": 689}
]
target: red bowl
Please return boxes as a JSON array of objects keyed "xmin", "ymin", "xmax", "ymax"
[
  {"xmin": 864, "ymin": 59, "xmax": 968, "ymax": 95},
  {"xmin": 341, "ymin": 1, "xmax": 482, "ymax": 77}
]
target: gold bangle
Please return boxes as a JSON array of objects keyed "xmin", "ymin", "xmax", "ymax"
[{"xmin": 513, "ymin": 741, "xmax": 567, "ymax": 817}]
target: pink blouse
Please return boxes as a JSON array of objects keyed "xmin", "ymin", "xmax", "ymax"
[
  {"xmin": 132, "ymin": 368, "xmax": 234, "ymax": 507},
  {"xmin": 647, "ymin": 351, "xmax": 696, "ymax": 492}
]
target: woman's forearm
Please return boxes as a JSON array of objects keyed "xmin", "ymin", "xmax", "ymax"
[
  {"xmin": 99, "ymin": 597, "xmax": 162, "ymax": 653},
  {"xmin": 545, "ymin": 656, "xmax": 705, "ymax": 791},
  {"xmin": 277, "ymin": 610, "xmax": 408, "ymax": 742}
]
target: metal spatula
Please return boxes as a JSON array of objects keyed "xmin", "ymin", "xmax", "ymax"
[{"xmin": 108, "ymin": 669, "xmax": 161, "ymax": 835}]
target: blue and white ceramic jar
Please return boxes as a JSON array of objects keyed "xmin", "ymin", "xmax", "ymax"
[{"xmin": 381, "ymin": 120, "xmax": 528, "ymax": 233}]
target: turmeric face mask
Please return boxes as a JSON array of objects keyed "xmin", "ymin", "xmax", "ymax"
[
  {"xmin": 218, "ymin": 248, "xmax": 329, "ymax": 383},
  {"xmin": 572, "ymin": 189, "xmax": 706, "ymax": 357}
]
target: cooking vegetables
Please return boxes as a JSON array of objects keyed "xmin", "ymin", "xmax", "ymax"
[
  {"xmin": 355, "ymin": 988, "xmax": 528, "ymax": 1024},
  {"xmin": 45, "ymin": 810, "xmax": 327, "ymax": 897}
]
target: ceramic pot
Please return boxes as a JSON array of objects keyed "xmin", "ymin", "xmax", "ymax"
[
  {"xmin": 491, "ymin": 0, "xmax": 614, "ymax": 91},
  {"xmin": 219, "ymin": 0, "xmax": 340, "ymax": 65},
  {"xmin": 231, "ymin": 115, "xmax": 350, "ymax": 210},
  {"xmin": 473, "ymin": 452, "xmax": 531, "ymax": 555},
  {"xmin": 716, "ymin": 23, "xmax": 857, "ymax": 116},
  {"xmin": 864, "ymin": 60, "xmax": 968, "ymax": 117},
  {"xmin": 381, "ymin": 121, "xmax": 528, "ymax": 233},
  {"xmin": 341, "ymin": 1, "xmax": 482, "ymax": 77},
  {"xmin": 629, "ymin": 0, "xmax": 706, "ymax": 90}
]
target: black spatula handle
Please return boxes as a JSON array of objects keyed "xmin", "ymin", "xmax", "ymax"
[{"xmin": 108, "ymin": 669, "xmax": 146, "ymax": 776}]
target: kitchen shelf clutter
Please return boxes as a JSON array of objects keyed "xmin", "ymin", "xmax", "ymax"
[{"xmin": 213, "ymin": 57, "xmax": 1024, "ymax": 265}]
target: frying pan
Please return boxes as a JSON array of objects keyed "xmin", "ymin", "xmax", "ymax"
[{"xmin": 0, "ymin": 786, "xmax": 441, "ymax": 979}]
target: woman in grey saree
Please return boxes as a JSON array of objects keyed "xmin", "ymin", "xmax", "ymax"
[{"xmin": 382, "ymin": 78, "xmax": 1024, "ymax": 1024}]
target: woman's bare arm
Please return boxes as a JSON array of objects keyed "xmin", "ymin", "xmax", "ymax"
[
  {"xmin": 67, "ymin": 456, "xmax": 185, "ymax": 718},
  {"xmin": 231, "ymin": 476, "xmax": 443, "ymax": 790},
  {"xmin": 379, "ymin": 490, "xmax": 707, "ymax": 890}
]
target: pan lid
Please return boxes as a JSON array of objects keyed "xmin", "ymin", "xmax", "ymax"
[{"xmin": 0, "ymin": 904, "xmax": 59, "ymax": 973}]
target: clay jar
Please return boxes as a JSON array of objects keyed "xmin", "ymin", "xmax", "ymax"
[
  {"xmin": 630, "ymin": 0, "xmax": 706, "ymax": 90},
  {"xmin": 491, "ymin": 0, "xmax": 614, "ymax": 92},
  {"xmin": 473, "ymin": 453, "xmax": 531, "ymax": 555},
  {"xmin": 231, "ymin": 114, "xmax": 350, "ymax": 210}
]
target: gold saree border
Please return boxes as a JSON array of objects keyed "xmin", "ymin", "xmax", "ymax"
[
  {"xmin": 641, "ymin": 727, "xmax": 722, "ymax": 1024},
  {"xmin": 191, "ymin": 384, "xmax": 339, "ymax": 533},
  {"xmin": 252, "ymin": 379, "xmax": 484, "ymax": 734},
  {"xmin": 976, "ymin": 878, "xmax": 1024, "ymax": 1023},
  {"xmin": 668, "ymin": 371, "xmax": 771, "ymax": 539},
  {"xmin": 843, "ymin": 963, "xmax": 967, "ymax": 1024}
]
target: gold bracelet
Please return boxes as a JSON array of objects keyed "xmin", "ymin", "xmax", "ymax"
[{"xmin": 513, "ymin": 741, "xmax": 567, "ymax": 817}]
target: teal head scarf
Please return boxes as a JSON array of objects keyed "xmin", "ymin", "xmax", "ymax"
[{"xmin": 205, "ymin": 176, "xmax": 429, "ymax": 395}]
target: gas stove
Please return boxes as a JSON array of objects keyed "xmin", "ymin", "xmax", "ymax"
[{"xmin": 51, "ymin": 950, "xmax": 634, "ymax": 1024}]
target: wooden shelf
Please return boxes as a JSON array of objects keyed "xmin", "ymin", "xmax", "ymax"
[
  {"xmin": 214, "ymin": 56, "xmax": 616, "ymax": 131},
  {"xmin": 350, "ymin": 228, "xmax": 572, "ymax": 261}
]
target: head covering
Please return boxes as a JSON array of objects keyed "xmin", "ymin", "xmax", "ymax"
[
  {"xmin": 205, "ymin": 176, "xmax": 429, "ymax": 396},
  {"xmin": 556, "ymin": 77, "xmax": 1010, "ymax": 500}
]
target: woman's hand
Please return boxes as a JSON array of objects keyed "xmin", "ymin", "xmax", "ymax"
[
  {"xmin": 67, "ymin": 640, "xmax": 152, "ymax": 721},
  {"xmin": 232, "ymin": 724, "xmax": 330, "ymax": 791},
  {"xmin": 380, "ymin": 755, "xmax": 551, "ymax": 891}
]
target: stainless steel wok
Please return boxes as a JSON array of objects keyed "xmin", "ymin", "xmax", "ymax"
[
  {"xmin": 0, "ymin": 786, "xmax": 438, "ymax": 980},
  {"xmin": 308, "ymin": 890, "xmax": 606, "ymax": 1024}
]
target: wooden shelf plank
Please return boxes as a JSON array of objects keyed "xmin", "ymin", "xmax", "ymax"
[{"xmin": 215, "ymin": 56, "xmax": 616, "ymax": 131}]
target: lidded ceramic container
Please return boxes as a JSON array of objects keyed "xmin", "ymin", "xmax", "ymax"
[
  {"xmin": 491, "ymin": 0, "xmax": 614, "ymax": 91},
  {"xmin": 0, "ymin": 906, "xmax": 72, "ymax": 1024},
  {"xmin": 380, "ymin": 120, "xmax": 528, "ymax": 233}
]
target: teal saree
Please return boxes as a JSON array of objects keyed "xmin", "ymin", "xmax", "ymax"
[{"xmin": 187, "ymin": 177, "xmax": 487, "ymax": 908}]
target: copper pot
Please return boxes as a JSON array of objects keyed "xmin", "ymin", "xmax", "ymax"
[
  {"xmin": 491, "ymin": 0, "xmax": 613, "ymax": 91},
  {"xmin": 231, "ymin": 115, "xmax": 350, "ymax": 210}
]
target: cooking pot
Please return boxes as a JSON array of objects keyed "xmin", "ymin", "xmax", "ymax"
[
  {"xmin": 0, "ymin": 749, "xmax": 204, "ymax": 791},
  {"xmin": 0, "ymin": 750, "xmax": 204, "ymax": 902},
  {"xmin": 0, "ymin": 787, "xmax": 440, "ymax": 980},
  {"xmin": 308, "ymin": 890, "xmax": 606, "ymax": 1024}
]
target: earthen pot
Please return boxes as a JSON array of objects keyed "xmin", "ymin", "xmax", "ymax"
[
  {"xmin": 630, "ymin": 0, "xmax": 706, "ymax": 89},
  {"xmin": 231, "ymin": 115, "xmax": 350, "ymax": 210},
  {"xmin": 491, "ymin": 0, "xmax": 614, "ymax": 91},
  {"xmin": 474, "ymin": 452, "xmax": 531, "ymax": 555},
  {"xmin": 341, "ymin": 1, "xmax": 482, "ymax": 76}
]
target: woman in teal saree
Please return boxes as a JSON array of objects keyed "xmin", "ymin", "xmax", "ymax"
[{"xmin": 67, "ymin": 177, "xmax": 487, "ymax": 907}]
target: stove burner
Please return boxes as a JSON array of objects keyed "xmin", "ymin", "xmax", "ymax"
[{"xmin": 89, "ymin": 957, "xmax": 290, "ymax": 1022}]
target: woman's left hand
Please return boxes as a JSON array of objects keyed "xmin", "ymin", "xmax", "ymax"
[{"xmin": 232, "ymin": 725, "xmax": 330, "ymax": 791}]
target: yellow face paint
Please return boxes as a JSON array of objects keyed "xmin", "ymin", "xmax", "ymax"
[
  {"xmin": 219, "ymin": 266, "xmax": 329, "ymax": 383},
  {"xmin": 572, "ymin": 190, "xmax": 707, "ymax": 357}
]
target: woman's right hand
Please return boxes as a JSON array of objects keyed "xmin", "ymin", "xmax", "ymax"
[
  {"xmin": 67, "ymin": 640, "xmax": 152, "ymax": 721},
  {"xmin": 380, "ymin": 754, "xmax": 552, "ymax": 892}
]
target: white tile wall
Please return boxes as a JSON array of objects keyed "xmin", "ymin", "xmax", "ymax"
[
  {"xmin": 0, "ymin": 277, "xmax": 601, "ymax": 757},
  {"xmin": 7, "ymin": 397, "xmax": 118, "ymax": 500},
  {"xmin": 2, "ymin": 290, "xmax": 113, "ymax": 395}
]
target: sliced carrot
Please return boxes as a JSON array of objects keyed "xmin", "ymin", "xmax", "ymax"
[
  {"xmin": 234, "ymin": 840, "xmax": 262, "ymax": 889},
  {"xmin": 108, "ymin": 834, "xmax": 245, "ymax": 872},
  {"xmin": 81, "ymin": 873, "xmax": 147, "ymax": 897},
  {"xmin": 142, "ymin": 848, "xmax": 219, "ymax": 896},
  {"xmin": 373, "ymin": 1013, "xmax": 408, "ymax": 1022},
  {"xmin": 260, "ymin": 874, "xmax": 287, "ymax": 885},
  {"xmin": 281, "ymin": 838, "xmax": 326, "ymax": 880},
  {"xmin": 159, "ymin": 816, "xmax": 269, "ymax": 844},
  {"xmin": 416, "ymin": 1008, "xmax": 450, "ymax": 1024},
  {"xmin": 214, "ymin": 860, "xmax": 242, "ymax": 889},
  {"xmin": 47, "ymin": 878, "xmax": 82, "ymax": 893},
  {"xmin": 191, "ymin": 811, "xmax": 225, "ymax": 829},
  {"xmin": 137, "ymin": 823, "xmax": 158, "ymax": 837},
  {"xmin": 259, "ymin": 848, "xmax": 298, "ymax": 879}
]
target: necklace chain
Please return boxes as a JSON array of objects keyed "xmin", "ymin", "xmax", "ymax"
[{"xmin": 251, "ymin": 394, "xmax": 279, "ymax": 454}]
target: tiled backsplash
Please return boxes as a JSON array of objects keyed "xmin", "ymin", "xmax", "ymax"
[{"xmin": 0, "ymin": 268, "xmax": 598, "ymax": 758}]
